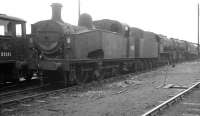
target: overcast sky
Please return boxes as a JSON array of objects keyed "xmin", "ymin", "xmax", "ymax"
[{"xmin": 0, "ymin": 0, "xmax": 199, "ymax": 43}]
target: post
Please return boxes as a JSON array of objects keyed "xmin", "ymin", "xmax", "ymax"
[
  {"xmin": 198, "ymin": 3, "xmax": 199, "ymax": 56},
  {"xmin": 125, "ymin": 26, "xmax": 130, "ymax": 57},
  {"xmin": 78, "ymin": 0, "xmax": 80, "ymax": 19}
]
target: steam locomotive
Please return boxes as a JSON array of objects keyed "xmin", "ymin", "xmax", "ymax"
[
  {"xmin": 29, "ymin": 3, "xmax": 199, "ymax": 84},
  {"xmin": 0, "ymin": 14, "xmax": 31, "ymax": 84}
]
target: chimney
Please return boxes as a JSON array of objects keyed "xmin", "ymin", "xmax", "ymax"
[{"xmin": 51, "ymin": 3, "xmax": 63, "ymax": 21}]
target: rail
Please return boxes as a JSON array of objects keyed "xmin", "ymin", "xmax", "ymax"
[{"xmin": 142, "ymin": 81, "xmax": 200, "ymax": 116}]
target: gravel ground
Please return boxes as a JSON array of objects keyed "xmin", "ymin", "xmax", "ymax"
[{"xmin": 1, "ymin": 60, "xmax": 200, "ymax": 116}]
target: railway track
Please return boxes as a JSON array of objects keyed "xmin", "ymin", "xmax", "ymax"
[
  {"xmin": 0, "ymin": 83, "xmax": 67, "ymax": 107},
  {"xmin": 142, "ymin": 81, "xmax": 200, "ymax": 116},
  {"xmin": 0, "ymin": 67, "xmax": 151, "ymax": 111},
  {"xmin": 0, "ymin": 78, "xmax": 41, "ymax": 93},
  {"xmin": 0, "ymin": 83, "xmax": 50, "ymax": 100}
]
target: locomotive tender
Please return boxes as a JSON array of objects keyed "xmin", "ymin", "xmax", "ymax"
[{"xmin": 29, "ymin": 3, "xmax": 199, "ymax": 84}]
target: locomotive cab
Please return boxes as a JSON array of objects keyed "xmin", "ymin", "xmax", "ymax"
[
  {"xmin": 0, "ymin": 16, "xmax": 26, "ymax": 37},
  {"xmin": 0, "ymin": 14, "xmax": 27, "ymax": 58},
  {"xmin": 0, "ymin": 14, "xmax": 30, "ymax": 84}
]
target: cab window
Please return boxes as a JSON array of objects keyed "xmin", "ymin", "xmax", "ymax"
[
  {"xmin": 0, "ymin": 19, "xmax": 9, "ymax": 36},
  {"xmin": 0, "ymin": 25, "xmax": 4, "ymax": 35},
  {"xmin": 16, "ymin": 24, "xmax": 22, "ymax": 37}
]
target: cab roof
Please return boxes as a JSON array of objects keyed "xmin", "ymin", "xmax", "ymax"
[{"xmin": 0, "ymin": 14, "xmax": 26, "ymax": 23}]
